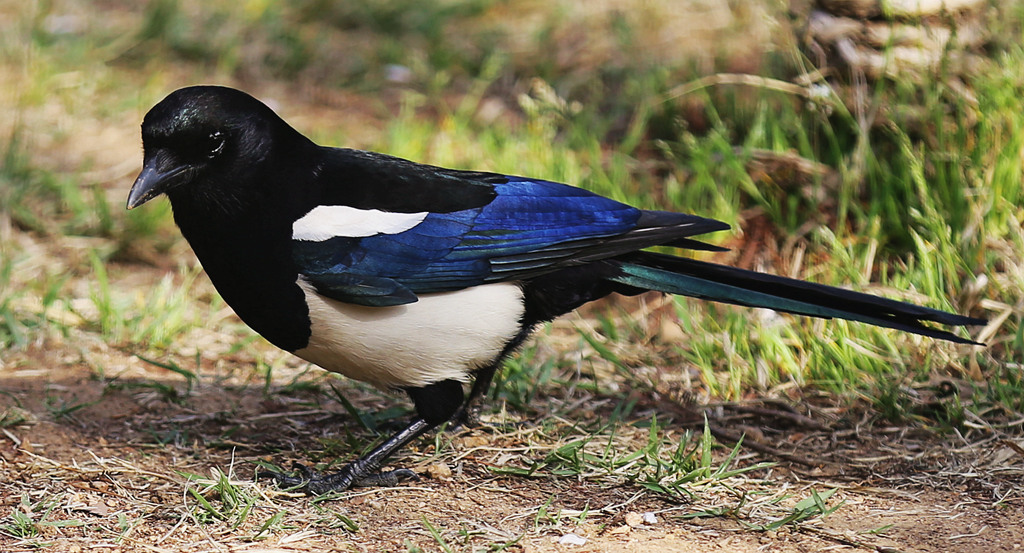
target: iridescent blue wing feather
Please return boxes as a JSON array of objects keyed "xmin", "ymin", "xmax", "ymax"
[{"xmin": 291, "ymin": 177, "xmax": 726, "ymax": 306}]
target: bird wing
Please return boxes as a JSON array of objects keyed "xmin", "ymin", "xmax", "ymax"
[{"xmin": 291, "ymin": 174, "xmax": 728, "ymax": 306}]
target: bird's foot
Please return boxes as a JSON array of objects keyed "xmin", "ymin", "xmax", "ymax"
[
  {"xmin": 258, "ymin": 462, "xmax": 419, "ymax": 495},
  {"xmin": 452, "ymin": 403, "xmax": 483, "ymax": 430},
  {"xmin": 452, "ymin": 405, "xmax": 526, "ymax": 433}
]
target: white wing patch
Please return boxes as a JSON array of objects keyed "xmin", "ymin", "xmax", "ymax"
[{"xmin": 292, "ymin": 205, "xmax": 428, "ymax": 241}]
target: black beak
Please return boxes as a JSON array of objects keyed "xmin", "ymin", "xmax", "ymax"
[{"xmin": 126, "ymin": 156, "xmax": 189, "ymax": 210}]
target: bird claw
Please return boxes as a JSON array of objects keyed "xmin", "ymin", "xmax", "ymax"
[
  {"xmin": 257, "ymin": 462, "xmax": 419, "ymax": 495},
  {"xmin": 452, "ymin": 405, "xmax": 526, "ymax": 433},
  {"xmin": 352, "ymin": 468, "xmax": 419, "ymax": 488},
  {"xmin": 451, "ymin": 404, "xmax": 482, "ymax": 430},
  {"xmin": 255, "ymin": 462, "xmax": 314, "ymax": 491}
]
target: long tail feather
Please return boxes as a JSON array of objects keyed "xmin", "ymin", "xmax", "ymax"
[{"xmin": 609, "ymin": 252, "xmax": 985, "ymax": 345}]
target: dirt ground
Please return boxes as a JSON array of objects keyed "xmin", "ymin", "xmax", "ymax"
[{"xmin": 2, "ymin": 297, "xmax": 1022, "ymax": 553}]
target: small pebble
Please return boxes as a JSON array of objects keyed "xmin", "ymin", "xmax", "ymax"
[
  {"xmin": 624, "ymin": 512, "xmax": 644, "ymax": 527},
  {"xmin": 425, "ymin": 462, "xmax": 452, "ymax": 480},
  {"xmin": 458, "ymin": 435, "xmax": 490, "ymax": 448},
  {"xmin": 557, "ymin": 533, "xmax": 587, "ymax": 546}
]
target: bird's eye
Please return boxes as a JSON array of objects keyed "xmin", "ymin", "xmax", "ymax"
[{"xmin": 206, "ymin": 131, "xmax": 226, "ymax": 159}]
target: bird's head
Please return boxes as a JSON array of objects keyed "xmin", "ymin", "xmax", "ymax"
[{"xmin": 127, "ymin": 85, "xmax": 306, "ymax": 210}]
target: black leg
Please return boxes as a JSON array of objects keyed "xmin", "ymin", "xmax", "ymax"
[
  {"xmin": 454, "ymin": 361, "xmax": 500, "ymax": 427},
  {"xmin": 454, "ymin": 327, "xmax": 534, "ymax": 428},
  {"xmin": 407, "ymin": 379, "xmax": 466, "ymax": 425},
  {"xmin": 259, "ymin": 417, "xmax": 432, "ymax": 495},
  {"xmin": 261, "ymin": 380, "xmax": 466, "ymax": 495}
]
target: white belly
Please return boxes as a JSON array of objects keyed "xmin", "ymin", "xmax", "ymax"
[{"xmin": 292, "ymin": 278, "xmax": 526, "ymax": 389}]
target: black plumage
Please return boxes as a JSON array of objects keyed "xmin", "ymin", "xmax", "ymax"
[{"xmin": 127, "ymin": 85, "xmax": 984, "ymax": 495}]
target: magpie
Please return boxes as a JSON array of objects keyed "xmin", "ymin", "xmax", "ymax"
[{"xmin": 126, "ymin": 85, "xmax": 984, "ymax": 495}]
